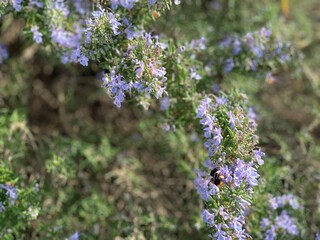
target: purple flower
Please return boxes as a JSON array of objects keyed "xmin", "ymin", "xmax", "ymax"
[
  {"xmin": 144, "ymin": 32, "xmax": 153, "ymax": 46},
  {"xmin": 103, "ymin": 71, "xmax": 129, "ymax": 108},
  {"xmin": 226, "ymin": 111, "xmax": 236, "ymax": 129},
  {"xmin": 235, "ymin": 229, "xmax": 248, "ymax": 240},
  {"xmin": 244, "ymin": 32, "xmax": 255, "ymax": 47},
  {"xmin": 160, "ymin": 97, "xmax": 170, "ymax": 111},
  {"xmin": 269, "ymin": 197, "xmax": 278, "ymax": 210},
  {"xmin": 114, "ymin": 90, "xmax": 125, "ymax": 108},
  {"xmin": 122, "ymin": 18, "xmax": 138, "ymax": 39},
  {"xmin": 261, "ymin": 218, "xmax": 271, "ymax": 229},
  {"xmin": 259, "ymin": 27, "xmax": 271, "ymax": 38},
  {"xmin": 161, "ymin": 123, "xmax": 171, "ymax": 132},
  {"xmin": 155, "ymin": 85, "xmax": 166, "ymax": 99},
  {"xmin": 0, "ymin": 184, "xmax": 18, "ymax": 206},
  {"xmin": 251, "ymin": 46, "xmax": 263, "ymax": 58},
  {"xmin": 265, "ymin": 225, "xmax": 276, "ymax": 240},
  {"xmin": 215, "ymin": 97, "xmax": 227, "ymax": 107},
  {"xmin": 245, "ymin": 161, "xmax": 259, "ymax": 187},
  {"xmin": 108, "ymin": 12, "xmax": 121, "ymax": 35},
  {"xmin": 233, "ymin": 159, "xmax": 247, "ymax": 187},
  {"xmin": 70, "ymin": 47, "xmax": 88, "ymax": 66},
  {"xmin": 233, "ymin": 38, "xmax": 242, "ymax": 55},
  {"xmin": 0, "ymin": 44, "xmax": 9, "ymax": 64},
  {"xmin": 219, "ymin": 36, "xmax": 232, "ymax": 48},
  {"xmin": 219, "ymin": 166, "xmax": 232, "ymax": 183},
  {"xmin": 280, "ymin": 54, "xmax": 289, "ymax": 63},
  {"xmin": 29, "ymin": 0, "xmax": 44, "ymax": 8},
  {"xmin": 12, "ymin": 0, "xmax": 23, "ymax": 11},
  {"xmin": 229, "ymin": 217, "xmax": 244, "ymax": 234},
  {"xmin": 196, "ymin": 97, "xmax": 211, "ymax": 118},
  {"xmin": 72, "ymin": 1, "xmax": 90, "ymax": 15},
  {"xmin": 204, "ymin": 139, "xmax": 218, "ymax": 156},
  {"xmin": 253, "ymin": 148, "xmax": 265, "ymax": 165},
  {"xmin": 202, "ymin": 209, "xmax": 215, "ymax": 226},
  {"xmin": 194, "ymin": 174, "xmax": 211, "ymax": 201},
  {"xmin": 111, "ymin": 0, "xmax": 136, "ymax": 9},
  {"xmin": 237, "ymin": 197, "xmax": 251, "ymax": 212},
  {"xmin": 251, "ymin": 59, "xmax": 258, "ymax": 71},
  {"xmin": 177, "ymin": 45, "xmax": 186, "ymax": 53},
  {"xmin": 149, "ymin": 63, "xmax": 166, "ymax": 78},
  {"xmin": 91, "ymin": 8, "xmax": 104, "ymax": 19},
  {"xmin": 198, "ymin": 37, "xmax": 207, "ymax": 50},
  {"xmin": 268, "ymin": 194, "xmax": 300, "ymax": 210},
  {"xmin": 248, "ymin": 107, "xmax": 256, "ymax": 120},
  {"xmin": 71, "ymin": 47, "xmax": 81, "ymax": 62},
  {"xmin": 50, "ymin": 0, "xmax": 69, "ymax": 16},
  {"xmin": 262, "ymin": 195, "xmax": 301, "ymax": 239},
  {"xmin": 51, "ymin": 27, "xmax": 80, "ymax": 49},
  {"xmin": 194, "ymin": 171, "xmax": 219, "ymax": 201},
  {"xmin": 218, "ymin": 206, "xmax": 230, "ymax": 220},
  {"xmin": 212, "ymin": 127, "xmax": 223, "ymax": 146},
  {"xmin": 211, "ymin": 83, "xmax": 221, "ymax": 93},
  {"xmin": 208, "ymin": 171, "xmax": 223, "ymax": 193},
  {"xmin": 78, "ymin": 55, "xmax": 89, "ymax": 66},
  {"xmin": 60, "ymin": 53, "xmax": 70, "ymax": 64},
  {"xmin": 287, "ymin": 194, "xmax": 300, "ymax": 209},
  {"xmin": 190, "ymin": 68, "xmax": 201, "ymax": 80},
  {"xmin": 201, "ymin": 115, "xmax": 215, "ymax": 136},
  {"xmin": 275, "ymin": 211, "xmax": 299, "ymax": 235},
  {"xmin": 214, "ymin": 224, "xmax": 227, "ymax": 240},
  {"xmin": 203, "ymin": 158, "xmax": 216, "ymax": 170},
  {"xmin": 0, "ymin": 202, "xmax": 5, "ymax": 212},
  {"xmin": 223, "ymin": 58, "xmax": 234, "ymax": 73},
  {"xmin": 31, "ymin": 25, "xmax": 43, "ymax": 44},
  {"xmin": 136, "ymin": 61, "xmax": 144, "ymax": 78},
  {"xmin": 189, "ymin": 37, "xmax": 206, "ymax": 50},
  {"xmin": 69, "ymin": 231, "xmax": 80, "ymax": 240}
]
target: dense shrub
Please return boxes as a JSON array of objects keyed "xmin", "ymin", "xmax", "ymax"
[{"xmin": 0, "ymin": 0, "xmax": 319, "ymax": 239}]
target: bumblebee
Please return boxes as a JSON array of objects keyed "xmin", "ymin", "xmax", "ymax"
[
  {"xmin": 94, "ymin": 0, "xmax": 107, "ymax": 7},
  {"xmin": 210, "ymin": 168, "xmax": 224, "ymax": 188},
  {"xmin": 97, "ymin": 0, "xmax": 107, "ymax": 4}
]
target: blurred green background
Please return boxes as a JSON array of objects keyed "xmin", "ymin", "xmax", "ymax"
[{"xmin": 0, "ymin": 0, "xmax": 319, "ymax": 239}]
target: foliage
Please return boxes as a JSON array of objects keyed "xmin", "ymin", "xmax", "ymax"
[{"xmin": 0, "ymin": 0, "xmax": 319, "ymax": 239}]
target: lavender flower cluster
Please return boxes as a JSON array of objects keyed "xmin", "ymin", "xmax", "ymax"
[
  {"xmin": 84, "ymin": 7, "xmax": 167, "ymax": 107},
  {"xmin": 217, "ymin": 27, "xmax": 298, "ymax": 74},
  {"xmin": 0, "ymin": 0, "xmax": 176, "ymax": 13},
  {"xmin": 0, "ymin": 0, "xmax": 23, "ymax": 13},
  {"xmin": 3, "ymin": 2, "xmax": 298, "ymax": 112},
  {"xmin": 0, "ymin": 183, "xmax": 18, "ymax": 209},
  {"xmin": 194, "ymin": 93, "xmax": 265, "ymax": 239},
  {"xmin": 0, "ymin": 44, "xmax": 9, "ymax": 64},
  {"xmin": 1, "ymin": 1, "xmax": 172, "ymax": 108},
  {"xmin": 109, "ymin": 0, "xmax": 180, "ymax": 10},
  {"xmin": 261, "ymin": 194, "xmax": 302, "ymax": 239}
]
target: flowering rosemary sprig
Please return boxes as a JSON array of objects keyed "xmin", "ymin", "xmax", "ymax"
[{"xmin": 194, "ymin": 91, "xmax": 265, "ymax": 239}]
